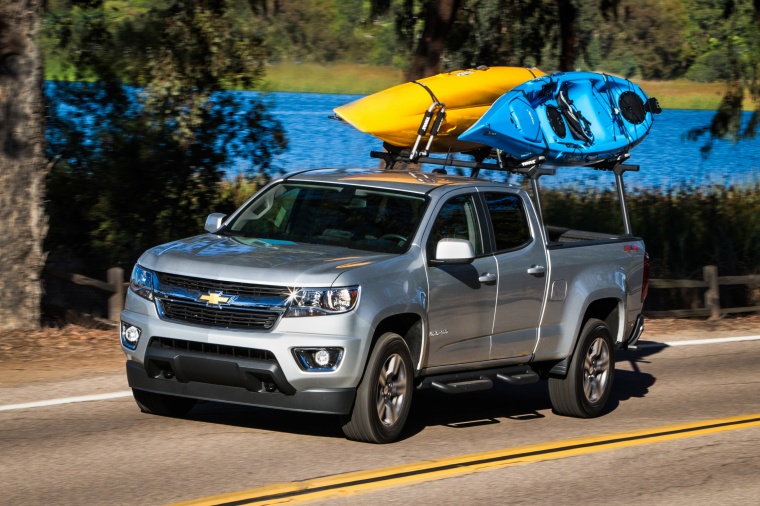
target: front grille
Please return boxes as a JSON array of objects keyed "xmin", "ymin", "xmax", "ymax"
[
  {"xmin": 160, "ymin": 299, "xmax": 281, "ymax": 330},
  {"xmin": 149, "ymin": 336, "xmax": 275, "ymax": 361},
  {"xmin": 156, "ymin": 272, "xmax": 291, "ymax": 299}
]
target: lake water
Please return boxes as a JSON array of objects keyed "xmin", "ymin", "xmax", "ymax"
[{"xmin": 228, "ymin": 92, "xmax": 760, "ymax": 191}]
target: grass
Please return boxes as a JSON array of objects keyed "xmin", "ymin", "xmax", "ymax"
[
  {"xmin": 542, "ymin": 185, "xmax": 760, "ymax": 278},
  {"xmin": 257, "ymin": 64, "xmax": 755, "ymax": 111},
  {"xmin": 43, "ymin": 58, "xmax": 755, "ymax": 109},
  {"xmin": 255, "ymin": 63, "xmax": 405, "ymax": 95},
  {"xmin": 632, "ymin": 79, "xmax": 749, "ymax": 111}
]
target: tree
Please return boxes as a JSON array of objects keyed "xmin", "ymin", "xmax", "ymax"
[
  {"xmin": 555, "ymin": 0, "xmax": 577, "ymax": 71},
  {"xmin": 43, "ymin": 0, "xmax": 286, "ymax": 272},
  {"xmin": 406, "ymin": 0, "xmax": 462, "ymax": 79},
  {"xmin": 368, "ymin": 0, "xmax": 464, "ymax": 80},
  {"xmin": 0, "ymin": 0, "xmax": 47, "ymax": 331},
  {"xmin": 686, "ymin": 0, "xmax": 760, "ymax": 156}
]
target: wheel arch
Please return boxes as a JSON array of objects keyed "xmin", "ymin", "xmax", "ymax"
[
  {"xmin": 581, "ymin": 297, "xmax": 622, "ymax": 342},
  {"xmin": 548, "ymin": 297, "xmax": 621, "ymax": 378},
  {"xmin": 372, "ymin": 313, "xmax": 423, "ymax": 373}
]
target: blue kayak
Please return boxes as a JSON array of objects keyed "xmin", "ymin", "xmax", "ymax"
[{"xmin": 457, "ymin": 71, "xmax": 661, "ymax": 166}]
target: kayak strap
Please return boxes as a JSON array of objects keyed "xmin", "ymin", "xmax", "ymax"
[
  {"xmin": 409, "ymin": 81, "xmax": 447, "ymax": 161},
  {"xmin": 412, "ymin": 80, "xmax": 440, "ymax": 103},
  {"xmin": 557, "ymin": 89, "xmax": 594, "ymax": 144}
]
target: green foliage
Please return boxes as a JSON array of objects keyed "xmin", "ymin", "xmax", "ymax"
[
  {"xmin": 445, "ymin": 0, "xmax": 552, "ymax": 70},
  {"xmin": 218, "ymin": 172, "xmax": 272, "ymax": 209},
  {"xmin": 43, "ymin": 0, "xmax": 287, "ymax": 272},
  {"xmin": 680, "ymin": 0, "xmax": 760, "ymax": 153},
  {"xmin": 542, "ymin": 184, "xmax": 760, "ymax": 278},
  {"xmin": 42, "ymin": 1, "xmax": 760, "ymax": 85}
]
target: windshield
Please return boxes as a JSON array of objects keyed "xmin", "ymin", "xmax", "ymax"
[{"xmin": 223, "ymin": 182, "xmax": 428, "ymax": 254}]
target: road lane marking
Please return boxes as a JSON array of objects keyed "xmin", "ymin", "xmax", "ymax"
[
  {"xmin": 0, "ymin": 391, "xmax": 132, "ymax": 412},
  {"xmin": 638, "ymin": 334, "xmax": 760, "ymax": 348},
  {"xmin": 172, "ymin": 413, "xmax": 760, "ymax": 506},
  {"xmin": 0, "ymin": 336, "xmax": 758, "ymax": 413}
]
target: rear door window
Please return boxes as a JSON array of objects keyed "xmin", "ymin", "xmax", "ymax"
[{"xmin": 484, "ymin": 192, "xmax": 532, "ymax": 252}]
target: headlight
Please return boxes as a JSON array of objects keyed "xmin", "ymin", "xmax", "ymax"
[
  {"xmin": 285, "ymin": 286, "xmax": 359, "ymax": 317},
  {"xmin": 130, "ymin": 264, "xmax": 156, "ymax": 301}
]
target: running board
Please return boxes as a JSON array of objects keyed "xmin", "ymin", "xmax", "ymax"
[
  {"xmin": 419, "ymin": 366, "xmax": 540, "ymax": 394},
  {"xmin": 431, "ymin": 378, "xmax": 493, "ymax": 394},
  {"xmin": 496, "ymin": 370, "xmax": 540, "ymax": 386}
]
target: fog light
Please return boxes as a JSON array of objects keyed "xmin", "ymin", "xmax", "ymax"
[
  {"xmin": 121, "ymin": 322, "xmax": 142, "ymax": 350},
  {"xmin": 314, "ymin": 349, "xmax": 330, "ymax": 367},
  {"xmin": 293, "ymin": 348, "xmax": 344, "ymax": 372}
]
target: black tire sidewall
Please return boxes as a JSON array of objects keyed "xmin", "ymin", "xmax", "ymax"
[
  {"xmin": 358, "ymin": 332, "xmax": 414, "ymax": 443},
  {"xmin": 572, "ymin": 319, "xmax": 614, "ymax": 416}
]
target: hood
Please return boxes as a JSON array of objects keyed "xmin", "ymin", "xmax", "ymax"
[{"xmin": 138, "ymin": 234, "xmax": 397, "ymax": 286}]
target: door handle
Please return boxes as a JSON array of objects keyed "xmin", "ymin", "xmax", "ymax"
[
  {"xmin": 527, "ymin": 265, "xmax": 546, "ymax": 276},
  {"xmin": 479, "ymin": 273, "xmax": 497, "ymax": 284}
]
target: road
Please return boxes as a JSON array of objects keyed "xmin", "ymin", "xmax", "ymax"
[{"xmin": 1, "ymin": 333, "xmax": 759, "ymax": 505}]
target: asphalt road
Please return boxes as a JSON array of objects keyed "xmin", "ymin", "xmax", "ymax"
[{"xmin": 1, "ymin": 335, "xmax": 759, "ymax": 506}]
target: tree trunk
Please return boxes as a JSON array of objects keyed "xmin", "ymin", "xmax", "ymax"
[
  {"xmin": 556, "ymin": 0, "xmax": 578, "ymax": 71},
  {"xmin": 0, "ymin": 0, "xmax": 47, "ymax": 331},
  {"xmin": 405, "ymin": 0, "xmax": 462, "ymax": 81}
]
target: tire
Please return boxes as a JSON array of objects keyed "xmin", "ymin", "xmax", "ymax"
[
  {"xmin": 548, "ymin": 318, "xmax": 614, "ymax": 418},
  {"xmin": 341, "ymin": 332, "xmax": 414, "ymax": 443},
  {"xmin": 132, "ymin": 388, "xmax": 197, "ymax": 417}
]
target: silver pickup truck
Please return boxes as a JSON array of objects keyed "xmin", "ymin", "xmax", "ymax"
[{"xmin": 121, "ymin": 165, "xmax": 648, "ymax": 443}]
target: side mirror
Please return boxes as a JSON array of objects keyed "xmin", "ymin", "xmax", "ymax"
[
  {"xmin": 204, "ymin": 213, "xmax": 227, "ymax": 233},
  {"xmin": 433, "ymin": 238, "xmax": 475, "ymax": 265}
]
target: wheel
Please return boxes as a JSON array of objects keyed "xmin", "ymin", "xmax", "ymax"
[
  {"xmin": 548, "ymin": 318, "xmax": 614, "ymax": 418},
  {"xmin": 341, "ymin": 332, "xmax": 413, "ymax": 443},
  {"xmin": 132, "ymin": 388, "xmax": 197, "ymax": 417}
]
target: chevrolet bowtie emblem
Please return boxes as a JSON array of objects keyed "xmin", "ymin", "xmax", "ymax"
[{"xmin": 199, "ymin": 292, "xmax": 231, "ymax": 305}]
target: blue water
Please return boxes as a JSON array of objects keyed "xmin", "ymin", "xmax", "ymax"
[{"xmin": 230, "ymin": 92, "xmax": 760, "ymax": 191}]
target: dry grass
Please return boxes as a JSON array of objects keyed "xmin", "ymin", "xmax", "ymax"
[
  {"xmin": 256, "ymin": 63, "xmax": 405, "ymax": 95},
  {"xmin": 1, "ymin": 315, "xmax": 759, "ymax": 385},
  {"xmin": 633, "ymin": 79, "xmax": 745, "ymax": 111}
]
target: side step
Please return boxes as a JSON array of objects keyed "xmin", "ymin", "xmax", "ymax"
[
  {"xmin": 419, "ymin": 366, "xmax": 540, "ymax": 394},
  {"xmin": 431, "ymin": 378, "xmax": 493, "ymax": 394},
  {"xmin": 496, "ymin": 370, "xmax": 540, "ymax": 386}
]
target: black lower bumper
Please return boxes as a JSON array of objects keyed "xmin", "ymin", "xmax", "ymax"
[{"xmin": 126, "ymin": 360, "xmax": 356, "ymax": 415}]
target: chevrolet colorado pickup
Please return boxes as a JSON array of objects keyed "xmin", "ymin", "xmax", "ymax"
[{"xmin": 121, "ymin": 165, "xmax": 648, "ymax": 443}]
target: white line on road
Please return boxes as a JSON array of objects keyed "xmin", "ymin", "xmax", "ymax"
[
  {"xmin": 0, "ymin": 391, "xmax": 132, "ymax": 412},
  {"xmin": 1, "ymin": 335, "xmax": 759, "ymax": 413},
  {"xmin": 638, "ymin": 335, "xmax": 760, "ymax": 348}
]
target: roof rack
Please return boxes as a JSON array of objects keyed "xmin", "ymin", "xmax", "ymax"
[
  {"xmin": 371, "ymin": 142, "xmax": 550, "ymax": 178},
  {"xmin": 371, "ymin": 145, "xmax": 640, "ymax": 236}
]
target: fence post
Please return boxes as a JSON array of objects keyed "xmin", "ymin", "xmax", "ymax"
[
  {"xmin": 107, "ymin": 267, "xmax": 125, "ymax": 322},
  {"xmin": 703, "ymin": 265, "xmax": 720, "ymax": 320}
]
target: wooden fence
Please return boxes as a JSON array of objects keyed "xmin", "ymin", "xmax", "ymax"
[
  {"xmin": 43, "ymin": 264, "xmax": 760, "ymax": 323},
  {"xmin": 44, "ymin": 266, "xmax": 127, "ymax": 322},
  {"xmin": 647, "ymin": 265, "xmax": 760, "ymax": 320}
]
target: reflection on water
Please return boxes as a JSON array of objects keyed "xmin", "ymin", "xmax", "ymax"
[{"xmin": 232, "ymin": 92, "xmax": 760, "ymax": 191}]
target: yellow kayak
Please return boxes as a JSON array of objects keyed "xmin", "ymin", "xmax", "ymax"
[{"xmin": 333, "ymin": 66, "xmax": 545, "ymax": 154}]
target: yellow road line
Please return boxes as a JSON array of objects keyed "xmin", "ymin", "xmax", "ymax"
[{"xmin": 172, "ymin": 413, "xmax": 760, "ymax": 506}]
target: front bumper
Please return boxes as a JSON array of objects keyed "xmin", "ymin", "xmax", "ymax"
[
  {"xmin": 126, "ymin": 360, "xmax": 356, "ymax": 415},
  {"xmin": 121, "ymin": 290, "xmax": 368, "ymax": 415}
]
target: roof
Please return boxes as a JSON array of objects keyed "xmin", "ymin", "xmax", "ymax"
[{"xmin": 282, "ymin": 167, "xmax": 514, "ymax": 194}]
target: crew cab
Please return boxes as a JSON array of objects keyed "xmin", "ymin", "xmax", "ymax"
[{"xmin": 121, "ymin": 164, "xmax": 648, "ymax": 443}]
